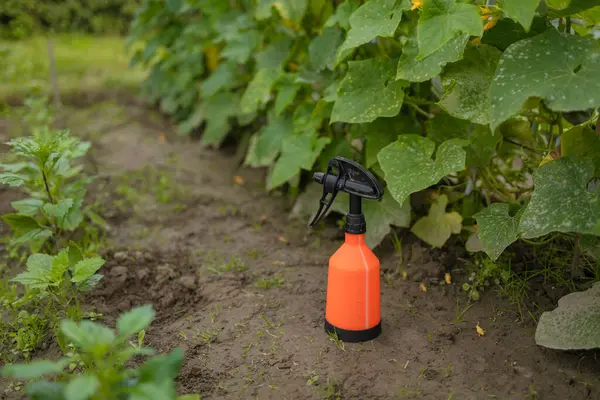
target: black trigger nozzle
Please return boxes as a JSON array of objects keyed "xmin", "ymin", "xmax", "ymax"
[{"xmin": 313, "ymin": 172, "xmax": 325, "ymax": 184}]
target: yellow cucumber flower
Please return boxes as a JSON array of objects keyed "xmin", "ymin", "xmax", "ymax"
[{"xmin": 411, "ymin": 0, "xmax": 423, "ymax": 11}]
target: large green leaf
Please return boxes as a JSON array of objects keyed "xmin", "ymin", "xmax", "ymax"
[
  {"xmin": 0, "ymin": 173, "xmax": 25, "ymax": 187},
  {"xmin": 411, "ymin": 194, "xmax": 462, "ymax": 248},
  {"xmin": 473, "ymin": 203, "xmax": 521, "ymax": 261},
  {"xmin": 272, "ymin": 0, "xmax": 309, "ymax": 24},
  {"xmin": 490, "ymin": 29, "xmax": 600, "ymax": 130},
  {"xmin": 498, "ymin": 0, "xmax": 541, "ymax": 31},
  {"xmin": 200, "ymin": 62, "xmax": 238, "ymax": 97},
  {"xmin": 255, "ymin": 37, "xmax": 292, "ymax": 70},
  {"xmin": 240, "ymin": 68, "xmax": 280, "ymax": 115},
  {"xmin": 1, "ymin": 359, "xmax": 69, "ymax": 379},
  {"xmin": 50, "ymin": 249, "xmax": 70, "ymax": 283},
  {"xmin": 10, "ymin": 198, "xmax": 43, "ymax": 217},
  {"xmin": 43, "ymin": 198, "xmax": 74, "ymax": 221},
  {"xmin": 117, "ymin": 305, "xmax": 156, "ymax": 338},
  {"xmin": 64, "ymin": 375, "xmax": 99, "ymax": 400},
  {"xmin": 200, "ymin": 92, "xmax": 239, "ymax": 147},
  {"xmin": 244, "ymin": 114, "xmax": 294, "ymax": 167},
  {"xmin": 61, "ymin": 202, "xmax": 84, "ymax": 231},
  {"xmin": 268, "ymin": 132, "xmax": 330, "ymax": 190},
  {"xmin": 481, "ymin": 17, "xmax": 548, "ymax": 51},
  {"xmin": 27, "ymin": 253, "xmax": 54, "ymax": 273},
  {"xmin": 417, "ymin": 0, "xmax": 483, "ymax": 59},
  {"xmin": 221, "ymin": 30, "xmax": 261, "ymax": 64},
  {"xmin": 331, "ymin": 57, "xmax": 405, "ymax": 124},
  {"xmin": 560, "ymin": 124, "xmax": 600, "ymax": 177},
  {"xmin": 11, "ymin": 254, "xmax": 55, "ymax": 289},
  {"xmin": 27, "ymin": 381, "xmax": 67, "ymax": 400},
  {"xmin": 547, "ymin": 0, "xmax": 600, "ymax": 16},
  {"xmin": 396, "ymin": 34, "xmax": 469, "ymax": 83},
  {"xmin": 325, "ymin": 0, "xmax": 360, "ymax": 30},
  {"xmin": 309, "ymin": 26, "xmax": 343, "ymax": 71},
  {"xmin": 439, "ymin": 44, "xmax": 502, "ymax": 125},
  {"xmin": 274, "ymin": 74, "xmax": 301, "ymax": 115},
  {"xmin": 519, "ymin": 157, "xmax": 600, "ymax": 238},
  {"xmin": 138, "ymin": 348, "xmax": 185, "ymax": 383},
  {"xmin": 354, "ymin": 114, "xmax": 420, "ymax": 168},
  {"xmin": 2, "ymin": 213, "xmax": 52, "ymax": 247},
  {"xmin": 2, "ymin": 213, "xmax": 43, "ymax": 235},
  {"xmin": 426, "ymin": 112, "xmax": 500, "ymax": 167},
  {"xmin": 71, "ymin": 258, "xmax": 106, "ymax": 284},
  {"xmin": 335, "ymin": 0, "xmax": 410, "ymax": 63},
  {"xmin": 535, "ymin": 282, "xmax": 600, "ymax": 350},
  {"xmin": 378, "ymin": 135, "xmax": 468, "ymax": 206}
]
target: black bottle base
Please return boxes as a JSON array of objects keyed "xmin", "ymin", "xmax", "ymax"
[{"xmin": 324, "ymin": 319, "xmax": 381, "ymax": 343}]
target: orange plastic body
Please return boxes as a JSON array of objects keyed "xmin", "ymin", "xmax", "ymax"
[{"xmin": 325, "ymin": 232, "xmax": 380, "ymax": 331}]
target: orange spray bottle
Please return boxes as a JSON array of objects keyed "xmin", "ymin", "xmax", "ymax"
[{"xmin": 309, "ymin": 157, "xmax": 384, "ymax": 342}]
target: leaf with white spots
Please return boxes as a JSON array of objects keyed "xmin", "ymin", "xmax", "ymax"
[
  {"xmin": 497, "ymin": 0, "xmax": 541, "ymax": 31},
  {"xmin": 560, "ymin": 124, "xmax": 600, "ymax": 177},
  {"xmin": 426, "ymin": 112, "xmax": 500, "ymax": 168},
  {"xmin": 519, "ymin": 157, "xmax": 600, "ymax": 238},
  {"xmin": 474, "ymin": 203, "xmax": 522, "ymax": 260},
  {"xmin": 411, "ymin": 194, "xmax": 463, "ymax": 248},
  {"xmin": 490, "ymin": 29, "xmax": 600, "ymax": 130},
  {"xmin": 535, "ymin": 282, "xmax": 600, "ymax": 350},
  {"xmin": 377, "ymin": 135, "xmax": 469, "ymax": 206},
  {"xmin": 396, "ymin": 34, "xmax": 469, "ymax": 83},
  {"xmin": 439, "ymin": 44, "xmax": 502, "ymax": 125},
  {"xmin": 335, "ymin": 0, "xmax": 411, "ymax": 64},
  {"xmin": 331, "ymin": 57, "xmax": 406, "ymax": 124},
  {"xmin": 481, "ymin": 17, "xmax": 548, "ymax": 51},
  {"xmin": 417, "ymin": 0, "xmax": 483, "ymax": 59},
  {"xmin": 240, "ymin": 68, "xmax": 280, "ymax": 115}
]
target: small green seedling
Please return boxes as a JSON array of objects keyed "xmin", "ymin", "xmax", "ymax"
[
  {"xmin": 0, "ymin": 128, "xmax": 107, "ymax": 255},
  {"xmin": 256, "ymin": 273, "xmax": 284, "ymax": 289},
  {"xmin": 1, "ymin": 305, "xmax": 199, "ymax": 400}
]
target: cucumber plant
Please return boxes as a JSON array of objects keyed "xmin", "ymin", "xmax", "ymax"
[{"xmin": 128, "ymin": 0, "xmax": 600, "ymax": 350}]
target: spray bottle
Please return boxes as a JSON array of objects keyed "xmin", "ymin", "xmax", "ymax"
[{"xmin": 309, "ymin": 156, "xmax": 384, "ymax": 342}]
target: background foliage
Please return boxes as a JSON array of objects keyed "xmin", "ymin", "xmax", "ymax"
[
  {"xmin": 0, "ymin": 0, "xmax": 140, "ymax": 39},
  {"xmin": 127, "ymin": 0, "xmax": 600, "ymax": 256}
]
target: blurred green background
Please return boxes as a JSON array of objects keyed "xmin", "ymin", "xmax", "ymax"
[{"xmin": 0, "ymin": 0, "xmax": 145, "ymax": 101}]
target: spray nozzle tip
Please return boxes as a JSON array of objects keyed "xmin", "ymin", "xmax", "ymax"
[{"xmin": 313, "ymin": 172, "xmax": 325, "ymax": 184}]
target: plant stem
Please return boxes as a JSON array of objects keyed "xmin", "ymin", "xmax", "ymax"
[
  {"xmin": 502, "ymin": 137, "xmax": 545, "ymax": 155},
  {"xmin": 42, "ymin": 170, "xmax": 54, "ymax": 204},
  {"xmin": 405, "ymin": 99, "xmax": 433, "ymax": 118}
]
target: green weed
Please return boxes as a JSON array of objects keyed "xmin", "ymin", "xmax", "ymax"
[
  {"xmin": 256, "ymin": 273, "xmax": 284, "ymax": 289},
  {"xmin": 206, "ymin": 254, "xmax": 246, "ymax": 275},
  {"xmin": 321, "ymin": 377, "xmax": 342, "ymax": 400},
  {"xmin": 1, "ymin": 305, "xmax": 199, "ymax": 399}
]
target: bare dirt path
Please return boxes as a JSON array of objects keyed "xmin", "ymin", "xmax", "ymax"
[{"xmin": 2, "ymin": 98, "xmax": 599, "ymax": 399}]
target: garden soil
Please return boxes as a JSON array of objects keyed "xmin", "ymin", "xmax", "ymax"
[{"xmin": 1, "ymin": 98, "xmax": 599, "ymax": 400}]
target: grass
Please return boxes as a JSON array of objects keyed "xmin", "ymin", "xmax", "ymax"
[{"xmin": 0, "ymin": 34, "xmax": 146, "ymax": 101}]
